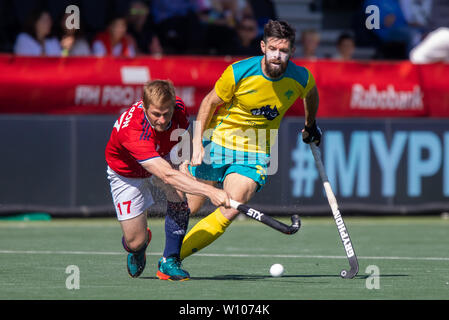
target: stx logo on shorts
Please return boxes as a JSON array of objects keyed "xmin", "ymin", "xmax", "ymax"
[
  {"xmin": 246, "ymin": 208, "xmax": 263, "ymax": 221},
  {"xmin": 251, "ymin": 105, "xmax": 280, "ymax": 121}
]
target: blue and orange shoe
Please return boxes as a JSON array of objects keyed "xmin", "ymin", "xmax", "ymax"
[
  {"xmin": 122, "ymin": 228, "xmax": 152, "ymax": 278},
  {"xmin": 156, "ymin": 256, "xmax": 190, "ymax": 281}
]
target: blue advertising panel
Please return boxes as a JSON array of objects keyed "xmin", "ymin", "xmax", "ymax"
[
  {"xmin": 1, "ymin": 116, "xmax": 448, "ymax": 216},
  {"xmin": 275, "ymin": 118, "xmax": 449, "ymax": 214}
]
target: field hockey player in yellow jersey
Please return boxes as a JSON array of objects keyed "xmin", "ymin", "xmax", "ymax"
[{"xmin": 180, "ymin": 20, "xmax": 322, "ymax": 261}]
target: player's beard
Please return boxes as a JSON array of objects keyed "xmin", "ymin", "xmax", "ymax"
[
  {"xmin": 154, "ymin": 122, "xmax": 170, "ymax": 132},
  {"xmin": 264, "ymin": 57, "xmax": 289, "ymax": 79}
]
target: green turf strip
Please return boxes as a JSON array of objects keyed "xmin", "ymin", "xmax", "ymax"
[{"xmin": 0, "ymin": 217, "xmax": 448, "ymax": 300}]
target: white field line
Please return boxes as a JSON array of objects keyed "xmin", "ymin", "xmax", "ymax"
[{"xmin": 0, "ymin": 249, "xmax": 448, "ymax": 261}]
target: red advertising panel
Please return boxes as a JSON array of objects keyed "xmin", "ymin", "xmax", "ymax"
[
  {"xmin": 416, "ymin": 62, "xmax": 449, "ymax": 117},
  {"xmin": 312, "ymin": 60, "xmax": 427, "ymax": 117},
  {"xmin": 0, "ymin": 55, "xmax": 235, "ymax": 115},
  {"xmin": 0, "ymin": 54, "xmax": 448, "ymax": 117}
]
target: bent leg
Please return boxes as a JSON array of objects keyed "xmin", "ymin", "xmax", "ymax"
[
  {"xmin": 120, "ymin": 211, "xmax": 151, "ymax": 278},
  {"xmin": 151, "ymin": 176, "xmax": 192, "ymax": 280},
  {"xmin": 180, "ymin": 207, "xmax": 231, "ymax": 260},
  {"xmin": 120, "ymin": 212, "xmax": 150, "ymax": 252},
  {"xmin": 180, "ymin": 173, "xmax": 258, "ymax": 260},
  {"xmin": 220, "ymin": 173, "xmax": 258, "ymax": 221},
  {"xmin": 108, "ymin": 167, "xmax": 154, "ymax": 278}
]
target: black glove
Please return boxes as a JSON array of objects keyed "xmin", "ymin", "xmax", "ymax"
[{"xmin": 302, "ymin": 121, "xmax": 322, "ymax": 146}]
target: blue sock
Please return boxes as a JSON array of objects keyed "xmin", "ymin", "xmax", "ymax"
[{"xmin": 163, "ymin": 201, "xmax": 190, "ymax": 259}]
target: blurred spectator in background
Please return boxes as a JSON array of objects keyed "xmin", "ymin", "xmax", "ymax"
[
  {"xmin": 298, "ymin": 29, "xmax": 321, "ymax": 60},
  {"xmin": 399, "ymin": 0, "xmax": 432, "ymax": 47},
  {"xmin": 199, "ymin": 0, "xmax": 241, "ymax": 28},
  {"xmin": 0, "ymin": 0, "xmax": 19, "ymax": 53},
  {"xmin": 246, "ymin": 0, "xmax": 277, "ymax": 37},
  {"xmin": 231, "ymin": 16, "xmax": 261, "ymax": 56},
  {"xmin": 364, "ymin": 0, "xmax": 423, "ymax": 59},
  {"xmin": 429, "ymin": 0, "xmax": 449, "ymax": 29},
  {"xmin": 198, "ymin": 0, "xmax": 252, "ymax": 28},
  {"xmin": 222, "ymin": 0, "xmax": 253, "ymax": 25},
  {"xmin": 93, "ymin": 15, "xmax": 136, "ymax": 58},
  {"xmin": 198, "ymin": 0, "xmax": 251, "ymax": 55},
  {"xmin": 410, "ymin": 27, "xmax": 449, "ymax": 63},
  {"xmin": 14, "ymin": 8, "xmax": 62, "ymax": 56},
  {"xmin": 333, "ymin": 32, "xmax": 355, "ymax": 61},
  {"xmin": 79, "ymin": 0, "xmax": 112, "ymax": 41},
  {"xmin": 151, "ymin": 0, "xmax": 205, "ymax": 54},
  {"xmin": 57, "ymin": 12, "xmax": 91, "ymax": 57},
  {"xmin": 127, "ymin": 1, "xmax": 163, "ymax": 55},
  {"xmin": 12, "ymin": 0, "xmax": 42, "ymax": 26}
]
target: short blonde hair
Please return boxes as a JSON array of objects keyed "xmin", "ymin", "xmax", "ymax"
[{"xmin": 143, "ymin": 80, "xmax": 176, "ymax": 110}]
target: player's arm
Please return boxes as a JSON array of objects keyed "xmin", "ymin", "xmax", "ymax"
[
  {"xmin": 304, "ymin": 85, "xmax": 319, "ymax": 127},
  {"xmin": 141, "ymin": 156, "xmax": 230, "ymax": 208},
  {"xmin": 191, "ymin": 88, "xmax": 224, "ymax": 166},
  {"xmin": 302, "ymin": 85, "xmax": 322, "ymax": 145}
]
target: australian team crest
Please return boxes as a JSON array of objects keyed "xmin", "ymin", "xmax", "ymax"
[{"xmin": 251, "ymin": 105, "xmax": 280, "ymax": 121}]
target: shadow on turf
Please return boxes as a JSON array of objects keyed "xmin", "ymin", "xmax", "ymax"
[{"xmin": 141, "ymin": 274, "xmax": 407, "ymax": 281}]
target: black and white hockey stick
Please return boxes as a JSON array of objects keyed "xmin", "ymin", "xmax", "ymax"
[
  {"xmin": 230, "ymin": 200, "xmax": 301, "ymax": 235},
  {"xmin": 310, "ymin": 143, "xmax": 359, "ymax": 279}
]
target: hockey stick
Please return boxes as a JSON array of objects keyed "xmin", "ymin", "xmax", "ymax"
[
  {"xmin": 230, "ymin": 200, "xmax": 301, "ymax": 235},
  {"xmin": 310, "ymin": 143, "xmax": 359, "ymax": 279}
]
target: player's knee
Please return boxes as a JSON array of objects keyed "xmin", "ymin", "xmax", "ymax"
[
  {"xmin": 186, "ymin": 196, "xmax": 207, "ymax": 215},
  {"xmin": 188, "ymin": 202, "xmax": 202, "ymax": 215},
  {"xmin": 124, "ymin": 233, "xmax": 148, "ymax": 252}
]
